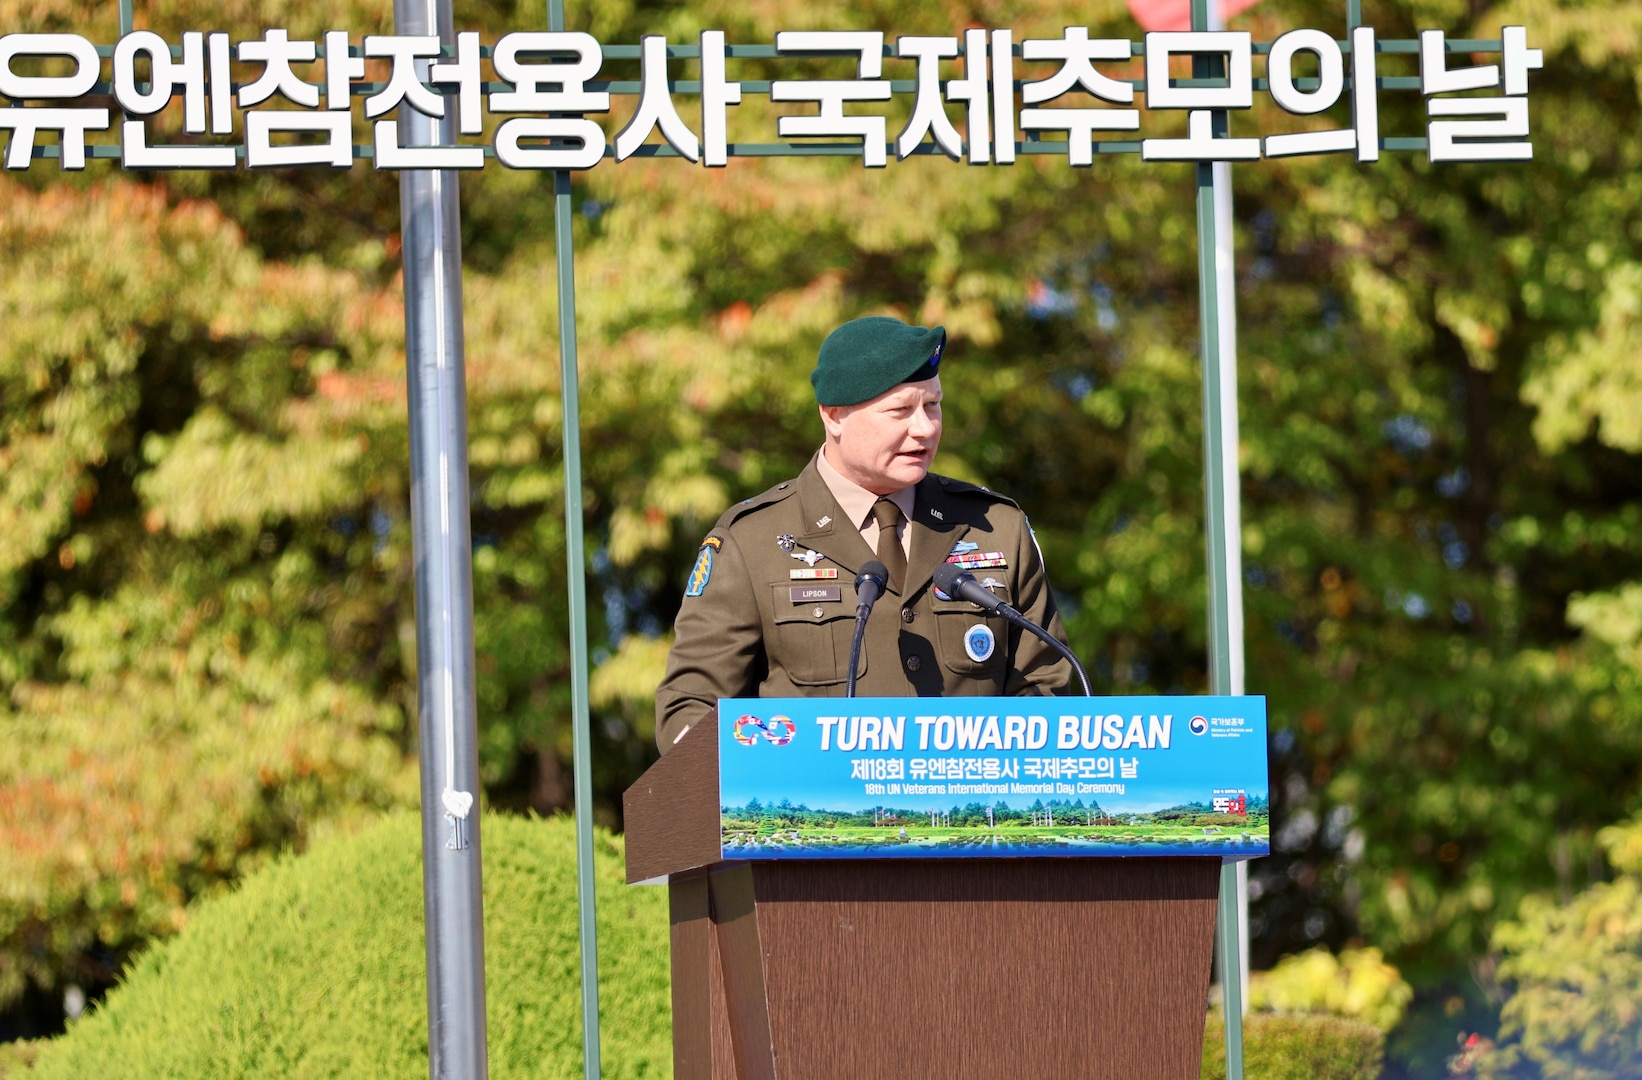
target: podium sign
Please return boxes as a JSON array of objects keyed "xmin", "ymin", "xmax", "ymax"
[{"xmin": 718, "ymin": 695, "xmax": 1268, "ymax": 862}]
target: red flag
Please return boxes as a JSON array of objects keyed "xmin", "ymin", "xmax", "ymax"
[{"xmin": 1126, "ymin": 0, "xmax": 1262, "ymax": 32}]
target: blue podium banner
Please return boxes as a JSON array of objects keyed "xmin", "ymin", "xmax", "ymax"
[{"xmin": 718, "ymin": 696, "xmax": 1269, "ymax": 862}]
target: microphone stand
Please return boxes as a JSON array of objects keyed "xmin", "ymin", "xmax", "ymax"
[
  {"xmin": 934, "ymin": 566, "xmax": 1094, "ymax": 695},
  {"xmin": 847, "ymin": 561, "xmax": 889, "ymax": 698}
]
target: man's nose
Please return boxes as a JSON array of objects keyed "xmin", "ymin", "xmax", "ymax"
[{"xmin": 909, "ymin": 410, "xmax": 937, "ymax": 437}]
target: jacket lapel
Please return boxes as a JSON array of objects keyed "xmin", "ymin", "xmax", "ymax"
[
  {"xmin": 905, "ymin": 475, "xmax": 971, "ymax": 600},
  {"xmin": 796, "ymin": 459, "xmax": 873, "ymax": 578}
]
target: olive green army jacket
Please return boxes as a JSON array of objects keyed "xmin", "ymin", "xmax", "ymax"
[{"xmin": 654, "ymin": 457, "xmax": 1072, "ymax": 750}]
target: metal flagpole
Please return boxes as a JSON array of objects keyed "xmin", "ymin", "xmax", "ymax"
[
  {"xmin": 545, "ymin": 0, "xmax": 603, "ymax": 1076},
  {"xmin": 396, "ymin": 0, "xmax": 489, "ymax": 1072},
  {"xmin": 1205, "ymin": 0, "xmax": 1252, "ymax": 1021},
  {"xmin": 1190, "ymin": 0, "xmax": 1247, "ymax": 1075}
]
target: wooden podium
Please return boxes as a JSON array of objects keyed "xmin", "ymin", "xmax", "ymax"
[{"xmin": 624, "ymin": 716, "xmax": 1224, "ymax": 1080}]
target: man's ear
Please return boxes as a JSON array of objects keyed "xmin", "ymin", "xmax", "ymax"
[{"xmin": 818, "ymin": 403, "xmax": 846, "ymax": 440}]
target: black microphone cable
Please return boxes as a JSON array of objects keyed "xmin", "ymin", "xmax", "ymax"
[{"xmin": 932, "ymin": 563, "xmax": 1093, "ymax": 695}]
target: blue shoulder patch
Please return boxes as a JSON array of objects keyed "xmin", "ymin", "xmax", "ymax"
[{"xmin": 685, "ymin": 544, "xmax": 715, "ymax": 597}]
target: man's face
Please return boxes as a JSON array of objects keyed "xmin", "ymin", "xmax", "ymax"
[{"xmin": 819, "ymin": 376, "xmax": 943, "ymax": 495}]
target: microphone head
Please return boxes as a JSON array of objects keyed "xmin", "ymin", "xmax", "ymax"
[
  {"xmin": 932, "ymin": 562, "xmax": 969, "ymax": 595},
  {"xmin": 857, "ymin": 560, "xmax": 889, "ymax": 587}
]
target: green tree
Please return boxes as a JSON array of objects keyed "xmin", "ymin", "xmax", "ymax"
[{"xmin": 3, "ymin": 0, "xmax": 1642, "ymax": 1075}]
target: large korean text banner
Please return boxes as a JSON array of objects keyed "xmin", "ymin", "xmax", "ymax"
[{"xmin": 0, "ymin": 27, "xmax": 1541, "ymax": 170}]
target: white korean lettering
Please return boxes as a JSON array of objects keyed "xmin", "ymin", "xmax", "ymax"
[
  {"xmin": 895, "ymin": 35, "xmax": 963, "ymax": 160},
  {"xmin": 325, "ymin": 31, "xmax": 364, "ymax": 110},
  {"xmin": 0, "ymin": 35, "xmax": 109, "ymax": 171},
  {"xmin": 1140, "ymin": 31, "xmax": 1260, "ymax": 161},
  {"xmin": 1262, "ymin": 28, "xmax": 1355, "ymax": 157},
  {"xmin": 698, "ymin": 30, "xmax": 741, "ymax": 167},
  {"xmin": 1420, "ymin": 29, "xmax": 1538, "ymax": 163},
  {"xmin": 116, "ymin": 32, "xmax": 235, "ymax": 168},
  {"xmin": 772, "ymin": 30, "xmax": 892, "ymax": 167},
  {"xmin": 364, "ymin": 35, "xmax": 443, "ymax": 118},
  {"xmin": 0, "ymin": 109, "xmax": 109, "ymax": 170},
  {"xmin": 615, "ymin": 35, "xmax": 700, "ymax": 162},
  {"xmin": 0, "ymin": 34, "xmax": 101, "ymax": 98},
  {"xmin": 491, "ymin": 31, "xmax": 609, "ymax": 169},
  {"xmin": 1019, "ymin": 27, "xmax": 1138, "ymax": 166},
  {"xmin": 238, "ymin": 29, "xmax": 320, "ymax": 109},
  {"xmin": 991, "ymin": 28, "xmax": 1016, "ymax": 164}
]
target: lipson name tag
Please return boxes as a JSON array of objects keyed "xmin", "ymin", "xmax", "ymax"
[{"xmin": 790, "ymin": 586, "xmax": 842, "ymax": 603}]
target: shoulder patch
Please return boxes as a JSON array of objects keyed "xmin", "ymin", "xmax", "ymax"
[
  {"xmin": 684, "ymin": 542, "xmax": 715, "ymax": 597},
  {"xmin": 701, "ymin": 534, "xmax": 723, "ymax": 552}
]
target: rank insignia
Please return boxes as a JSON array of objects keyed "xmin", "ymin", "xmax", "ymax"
[
  {"xmin": 790, "ymin": 548, "xmax": 827, "ymax": 567},
  {"xmin": 790, "ymin": 568, "xmax": 839, "ymax": 580},
  {"xmin": 685, "ymin": 544, "xmax": 715, "ymax": 597},
  {"xmin": 776, "ymin": 533, "xmax": 796, "ymax": 552}
]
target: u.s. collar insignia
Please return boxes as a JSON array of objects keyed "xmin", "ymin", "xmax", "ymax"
[
  {"xmin": 928, "ymin": 507, "xmax": 944, "ymax": 521},
  {"xmin": 776, "ymin": 534, "xmax": 796, "ymax": 553},
  {"xmin": 815, "ymin": 515, "xmax": 832, "ymax": 529},
  {"xmin": 949, "ymin": 540, "xmax": 979, "ymax": 556},
  {"xmin": 790, "ymin": 548, "xmax": 826, "ymax": 567}
]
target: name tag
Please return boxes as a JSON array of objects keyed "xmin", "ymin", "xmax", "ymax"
[{"xmin": 790, "ymin": 586, "xmax": 842, "ymax": 603}]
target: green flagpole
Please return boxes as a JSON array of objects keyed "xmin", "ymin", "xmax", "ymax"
[{"xmin": 546, "ymin": 1, "xmax": 603, "ymax": 1076}]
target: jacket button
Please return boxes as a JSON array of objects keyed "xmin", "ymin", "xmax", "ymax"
[
  {"xmin": 905, "ymin": 655, "xmax": 922, "ymax": 672},
  {"xmin": 901, "ymin": 608, "xmax": 914, "ymax": 623}
]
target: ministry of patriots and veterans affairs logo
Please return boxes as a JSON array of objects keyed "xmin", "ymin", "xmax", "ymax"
[{"xmin": 733, "ymin": 715, "xmax": 796, "ymax": 746}]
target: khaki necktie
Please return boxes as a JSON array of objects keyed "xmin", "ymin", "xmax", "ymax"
[{"xmin": 872, "ymin": 498, "xmax": 907, "ymax": 593}]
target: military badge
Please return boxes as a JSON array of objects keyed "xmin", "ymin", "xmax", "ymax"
[
  {"xmin": 776, "ymin": 534, "xmax": 796, "ymax": 552},
  {"xmin": 963, "ymin": 623, "xmax": 996, "ymax": 663},
  {"xmin": 685, "ymin": 544, "xmax": 715, "ymax": 597}
]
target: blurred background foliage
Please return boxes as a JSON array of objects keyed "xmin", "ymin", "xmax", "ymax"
[{"xmin": 2, "ymin": 0, "xmax": 1641, "ymax": 1074}]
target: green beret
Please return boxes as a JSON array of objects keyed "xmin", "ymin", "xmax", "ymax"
[{"xmin": 811, "ymin": 316, "xmax": 946, "ymax": 406}]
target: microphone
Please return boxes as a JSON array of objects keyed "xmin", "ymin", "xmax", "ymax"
[
  {"xmin": 847, "ymin": 561, "xmax": 890, "ymax": 698},
  {"xmin": 932, "ymin": 564, "xmax": 1094, "ymax": 695}
]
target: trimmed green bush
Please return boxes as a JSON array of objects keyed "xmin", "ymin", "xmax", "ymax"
[
  {"xmin": 19, "ymin": 814, "xmax": 1386, "ymax": 1079},
  {"xmin": 20, "ymin": 813, "xmax": 671, "ymax": 1079},
  {"xmin": 1202, "ymin": 1011, "xmax": 1386, "ymax": 1080}
]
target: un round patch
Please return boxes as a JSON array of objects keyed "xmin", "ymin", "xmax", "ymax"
[{"xmin": 963, "ymin": 623, "xmax": 996, "ymax": 664}]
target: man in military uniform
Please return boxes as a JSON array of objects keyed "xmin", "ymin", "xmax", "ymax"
[{"xmin": 654, "ymin": 315, "xmax": 1073, "ymax": 751}]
